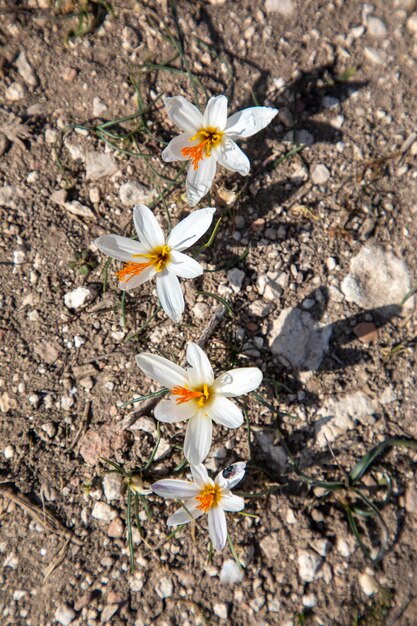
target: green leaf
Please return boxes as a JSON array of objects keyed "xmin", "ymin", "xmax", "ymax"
[{"xmin": 349, "ymin": 437, "xmax": 417, "ymax": 484}]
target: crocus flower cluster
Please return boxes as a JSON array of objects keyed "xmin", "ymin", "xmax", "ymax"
[{"xmin": 94, "ymin": 93, "xmax": 277, "ymax": 551}]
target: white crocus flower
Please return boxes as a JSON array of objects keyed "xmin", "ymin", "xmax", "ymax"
[
  {"xmin": 162, "ymin": 94, "xmax": 278, "ymax": 206},
  {"xmin": 94, "ymin": 204, "xmax": 215, "ymax": 323},
  {"xmin": 152, "ymin": 462, "xmax": 246, "ymax": 551},
  {"xmin": 136, "ymin": 342, "xmax": 263, "ymax": 464}
]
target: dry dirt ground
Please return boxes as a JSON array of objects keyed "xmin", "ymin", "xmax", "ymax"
[{"xmin": 1, "ymin": 0, "xmax": 417, "ymax": 624}]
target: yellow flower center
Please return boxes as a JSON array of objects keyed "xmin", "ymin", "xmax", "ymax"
[
  {"xmin": 181, "ymin": 126, "xmax": 224, "ymax": 170},
  {"xmin": 171, "ymin": 383, "xmax": 210, "ymax": 408},
  {"xmin": 116, "ymin": 244, "xmax": 171, "ymax": 283},
  {"xmin": 196, "ymin": 483, "xmax": 222, "ymax": 512}
]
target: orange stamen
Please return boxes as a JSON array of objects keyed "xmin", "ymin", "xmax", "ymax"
[
  {"xmin": 181, "ymin": 127, "xmax": 224, "ymax": 170},
  {"xmin": 181, "ymin": 141, "xmax": 208, "ymax": 170},
  {"xmin": 171, "ymin": 386, "xmax": 204, "ymax": 405},
  {"xmin": 116, "ymin": 245, "xmax": 171, "ymax": 284},
  {"xmin": 196, "ymin": 484, "xmax": 222, "ymax": 512},
  {"xmin": 116, "ymin": 260, "xmax": 152, "ymax": 282}
]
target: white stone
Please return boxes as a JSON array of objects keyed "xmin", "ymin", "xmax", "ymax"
[
  {"xmin": 91, "ymin": 501, "xmax": 117, "ymax": 522},
  {"xmin": 92, "ymin": 97, "xmax": 107, "ymax": 117},
  {"xmin": 265, "ymin": 0, "xmax": 294, "ymax": 15},
  {"xmin": 302, "ymin": 593, "xmax": 317, "ymax": 608},
  {"xmin": 366, "ymin": 16, "xmax": 387, "ymax": 37},
  {"xmin": 102, "ymin": 473, "xmax": 124, "ymax": 501},
  {"xmin": 359, "ymin": 573, "xmax": 378, "ymax": 596},
  {"xmin": 260, "ymin": 533, "xmax": 281, "ymax": 559},
  {"xmin": 64, "ymin": 200, "xmax": 95, "ymax": 220},
  {"xmin": 336, "ymin": 536, "xmax": 355, "ymax": 557},
  {"xmin": 341, "ymin": 245, "xmax": 413, "ymax": 316},
  {"xmin": 311, "ymin": 164, "xmax": 330, "ymax": 185},
  {"xmin": 155, "ymin": 576, "xmax": 173, "ymax": 598},
  {"xmin": 54, "ymin": 604, "xmax": 76, "ymax": 626},
  {"xmin": 16, "ymin": 51, "xmax": 38, "ymax": 87},
  {"xmin": 65, "ymin": 142, "xmax": 85, "ymax": 163},
  {"xmin": 13, "ymin": 250, "xmax": 25, "ymax": 265},
  {"xmin": 5, "ymin": 82, "xmax": 25, "ymax": 101},
  {"xmin": 248, "ymin": 300, "xmax": 274, "ymax": 317},
  {"xmin": 227, "ymin": 268, "xmax": 245, "ymax": 293},
  {"xmin": 64, "ymin": 286, "xmax": 96, "ymax": 310},
  {"xmin": 213, "ymin": 603, "xmax": 228, "ymax": 619},
  {"xmin": 380, "ymin": 386, "xmax": 396, "ymax": 404},
  {"xmin": 315, "ymin": 392, "xmax": 377, "ymax": 447},
  {"xmin": 220, "ymin": 559, "xmax": 244, "ymax": 584},
  {"xmin": 4, "ymin": 445, "xmax": 14, "ymax": 459},
  {"xmin": 268, "ymin": 598, "xmax": 281, "ymax": 612},
  {"xmin": 364, "ymin": 47, "xmax": 387, "ymax": 64},
  {"xmin": 119, "ymin": 181, "xmax": 157, "ymax": 206},
  {"xmin": 406, "ymin": 13, "xmax": 417, "ymax": 34},
  {"xmin": 298, "ymin": 550, "xmax": 322, "ymax": 582},
  {"xmin": 85, "ymin": 151, "xmax": 119, "ymax": 180},
  {"xmin": 268, "ymin": 307, "xmax": 332, "ymax": 371},
  {"xmin": 45, "ymin": 128, "xmax": 58, "ymax": 144},
  {"xmin": 322, "ymin": 96, "xmax": 340, "ymax": 109},
  {"xmin": 122, "ymin": 26, "xmax": 140, "ymax": 50}
]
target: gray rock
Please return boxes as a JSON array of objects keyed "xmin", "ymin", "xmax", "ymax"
[
  {"xmin": 15, "ymin": 51, "xmax": 38, "ymax": 87},
  {"xmin": 269, "ymin": 308, "xmax": 332, "ymax": 371},
  {"xmin": 155, "ymin": 576, "xmax": 173, "ymax": 598},
  {"xmin": 255, "ymin": 431, "xmax": 288, "ymax": 471},
  {"xmin": 119, "ymin": 181, "xmax": 157, "ymax": 207},
  {"xmin": 248, "ymin": 299, "xmax": 274, "ymax": 317},
  {"xmin": 260, "ymin": 533, "xmax": 280, "ymax": 559},
  {"xmin": 227, "ymin": 268, "xmax": 245, "ymax": 293},
  {"xmin": 284, "ymin": 129, "xmax": 314, "ymax": 146},
  {"xmin": 64, "ymin": 286, "xmax": 96, "ymax": 310},
  {"xmin": 102, "ymin": 473, "xmax": 125, "ymax": 501},
  {"xmin": 315, "ymin": 391, "xmax": 377, "ymax": 447},
  {"xmin": 366, "ymin": 16, "xmax": 387, "ymax": 37},
  {"xmin": 213, "ymin": 603, "xmax": 228, "ymax": 619},
  {"xmin": 54, "ymin": 604, "xmax": 76, "ymax": 626},
  {"xmin": 220, "ymin": 559, "xmax": 244, "ymax": 584},
  {"xmin": 341, "ymin": 245, "xmax": 413, "ymax": 316},
  {"xmin": 359, "ymin": 572, "xmax": 378, "ymax": 596},
  {"xmin": 322, "ymin": 96, "xmax": 340, "ymax": 109},
  {"xmin": 406, "ymin": 13, "xmax": 417, "ymax": 34},
  {"xmin": 311, "ymin": 164, "xmax": 330, "ymax": 185},
  {"xmin": 64, "ymin": 200, "xmax": 95, "ymax": 220},
  {"xmin": 5, "ymin": 82, "xmax": 26, "ymax": 102},
  {"xmin": 92, "ymin": 501, "xmax": 117, "ymax": 522},
  {"xmin": 298, "ymin": 550, "xmax": 322, "ymax": 582},
  {"xmin": 92, "ymin": 97, "xmax": 107, "ymax": 117},
  {"xmin": 364, "ymin": 47, "xmax": 387, "ymax": 64},
  {"xmin": 85, "ymin": 151, "xmax": 119, "ymax": 180},
  {"xmin": 265, "ymin": 0, "xmax": 294, "ymax": 15}
]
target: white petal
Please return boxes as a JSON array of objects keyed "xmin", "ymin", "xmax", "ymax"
[
  {"xmin": 216, "ymin": 462, "xmax": 246, "ymax": 489},
  {"xmin": 214, "ymin": 367, "xmax": 263, "ymax": 397},
  {"xmin": 225, "ymin": 106, "xmax": 278, "ymax": 139},
  {"xmin": 208, "ymin": 506, "xmax": 227, "ymax": 551},
  {"xmin": 206, "ymin": 396, "xmax": 243, "ymax": 428},
  {"xmin": 184, "ymin": 414, "xmax": 212, "ymax": 465},
  {"xmin": 167, "ymin": 498, "xmax": 204, "ymax": 526},
  {"xmin": 136, "ymin": 353, "xmax": 187, "ymax": 388},
  {"xmin": 168, "ymin": 250, "xmax": 204, "ymax": 279},
  {"xmin": 220, "ymin": 494, "xmax": 245, "ymax": 512},
  {"xmin": 156, "ymin": 271, "xmax": 184, "ymax": 323},
  {"xmin": 164, "ymin": 96, "xmax": 203, "ymax": 133},
  {"xmin": 161, "ymin": 132, "xmax": 191, "ymax": 162},
  {"xmin": 217, "ymin": 137, "xmax": 250, "ymax": 176},
  {"xmin": 190, "ymin": 464, "xmax": 211, "ymax": 488},
  {"xmin": 203, "ymin": 95, "xmax": 228, "ymax": 130},
  {"xmin": 167, "ymin": 207, "xmax": 216, "ymax": 251},
  {"xmin": 133, "ymin": 204, "xmax": 165, "ymax": 249},
  {"xmin": 186, "ymin": 157, "xmax": 217, "ymax": 207},
  {"xmin": 94, "ymin": 235, "xmax": 148, "ymax": 262},
  {"xmin": 186, "ymin": 343, "xmax": 214, "ymax": 386},
  {"xmin": 118, "ymin": 264, "xmax": 156, "ymax": 291},
  {"xmin": 154, "ymin": 397, "xmax": 197, "ymax": 423},
  {"xmin": 151, "ymin": 480, "xmax": 200, "ymax": 499}
]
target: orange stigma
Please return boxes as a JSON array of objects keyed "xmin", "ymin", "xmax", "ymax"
[
  {"xmin": 181, "ymin": 127, "xmax": 224, "ymax": 170},
  {"xmin": 116, "ymin": 245, "xmax": 171, "ymax": 284},
  {"xmin": 196, "ymin": 484, "xmax": 222, "ymax": 512},
  {"xmin": 171, "ymin": 384, "xmax": 210, "ymax": 407}
]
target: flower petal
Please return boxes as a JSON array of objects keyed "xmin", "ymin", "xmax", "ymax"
[
  {"xmin": 161, "ymin": 132, "xmax": 191, "ymax": 162},
  {"xmin": 216, "ymin": 461, "xmax": 247, "ymax": 489},
  {"xmin": 118, "ymin": 264, "xmax": 156, "ymax": 291},
  {"xmin": 203, "ymin": 95, "xmax": 228, "ymax": 130},
  {"xmin": 167, "ymin": 498, "xmax": 205, "ymax": 526},
  {"xmin": 190, "ymin": 464, "xmax": 211, "ymax": 488},
  {"xmin": 154, "ymin": 397, "xmax": 197, "ymax": 423},
  {"xmin": 220, "ymin": 494, "xmax": 245, "ymax": 512},
  {"xmin": 186, "ymin": 157, "xmax": 217, "ymax": 207},
  {"xmin": 186, "ymin": 343, "xmax": 214, "ymax": 386},
  {"xmin": 216, "ymin": 137, "xmax": 250, "ymax": 176},
  {"xmin": 213, "ymin": 367, "xmax": 263, "ymax": 397},
  {"xmin": 184, "ymin": 414, "xmax": 212, "ymax": 465},
  {"xmin": 167, "ymin": 207, "xmax": 216, "ymax": 251},
  {"xmin": 225, "ymin": 106, "xmax": 278, "ymax": 139},
  {"xmin": 94, "ymin": 234, "xmax": 148, "ymax": 262},
  {"xmin": 136, "ymin": 353, "xmax": 188, "ymax": 388},
  {"xmin": 206, "ymin": 396, "xmax": 243, "ymax": 428},
  {"xmin": 168, "ymin": 250, "xmax": 204, "ymax": 279},
  {"xmin": 133, "ymin": 204, "xmax": 165, "ymax": 249},
  {"xmin": 151, "ymin": 479, "xmax": 200, "ymax": 499},
  {"xmin": 156, "ymin": 271, "xmax": 184, "ymax": 323},
  {"xmin": 164, "ymin": 96, "xmax": 203, "ymax": 133},
  {"xmin": 208, "ymin": 506, "xmax": 227, "ymax": 551}
]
